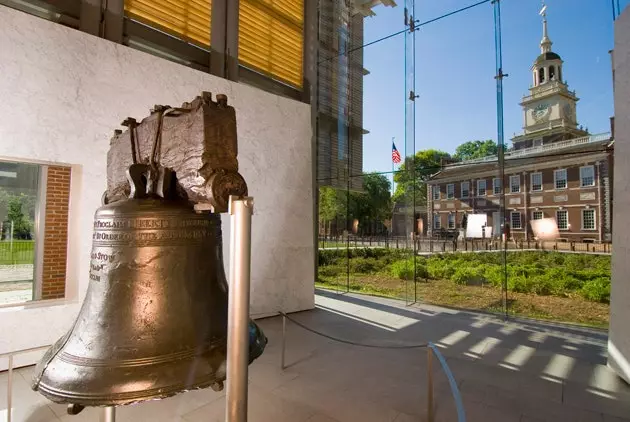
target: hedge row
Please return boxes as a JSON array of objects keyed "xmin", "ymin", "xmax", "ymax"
[{"xmin": 317, "ymin": 249, "xmax": 611, "ymax": 303}]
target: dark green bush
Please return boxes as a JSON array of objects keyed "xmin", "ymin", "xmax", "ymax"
[
  {"xmin": 427, "ymin": 260, "xmax": 456, "ymax": 279},
  {"xmin": 580, "ymin": 278, "xmax": 611, "ymax": 303},
  {"xmin": 483, "ymin": 265, "xmax": 504, "ymax": 287},
  {"xmin": 349, "ymin": 257, "xmax": 385, "ymax": 274},
  {"xmin": 451, "ymin": 267, "xmax": 484, "ymax": 285},
  {"xmin": 389, "ymin": 259, "xmax": 428, "ymax": 280},
  {"xmin": 318, "ymin": 265, "xmax": 344, "ymax": 277},
  {"xmin": 391, "ymin": 259, "xmax": 414, "ymax": 280}
]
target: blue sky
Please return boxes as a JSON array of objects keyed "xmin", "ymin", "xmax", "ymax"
[{"xmin": 358, "ymin": 0, "xmax": 627, "ymax": 174}]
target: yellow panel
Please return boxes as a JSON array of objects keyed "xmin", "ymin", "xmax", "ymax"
[
  {"xmin": 238, "ymin": 0, "xmax": 304, "ymax": 89},
  {"xmin": 125, "ymin": 0, "xmax": 211, "ymax": 47}
]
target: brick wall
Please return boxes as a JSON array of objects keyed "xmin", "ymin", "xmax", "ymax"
[{"xmin": 41, "ymin": 166, "xmax": 71, "ymax": 300}]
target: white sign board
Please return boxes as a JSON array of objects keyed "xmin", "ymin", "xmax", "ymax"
[{"xmin": 466, "ymin": 214, "xmax": 488, "ymax": 239}]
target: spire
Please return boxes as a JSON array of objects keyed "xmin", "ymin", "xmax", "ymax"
[{"xmin": 539, "ymin": 2, "xmax": 552, "ymax": 53}]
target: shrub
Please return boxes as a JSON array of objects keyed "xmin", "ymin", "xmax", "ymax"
[
  {"xmin": 349, "ymin": 257, "xmax": 385, "ymax": 274},
  {"xmin": 451, "ymin": 267, "xmax": 484, "ymax": 285},
  {"xmin": 415, "ymin": 263, "xmax": 429, "ymax": 279},
  {"xmin": 427, "ymin": 260, "xmax": 456, "ymax": 279},
  {"xmin": 391, "ymin": 260, "xmax": 414, "ymax": 280},
  {"xmin": 389, "ymin": 259, "xmax": 428, "ymax": 280},
  {"xmin": 318, "ymin": 265, "xmax": 344, "ymax": 277},
  {"xmin": 483, "ymin": 265, "xmax": 504, "ymax": 287},
  {"xmin": 580, "ymin": 278, "xmax": 611, "ymax": 303}
]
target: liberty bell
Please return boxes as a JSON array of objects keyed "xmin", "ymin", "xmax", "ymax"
[{"xmin": 32, "ymin": 93, "xmax": 266, "ymax": 410}]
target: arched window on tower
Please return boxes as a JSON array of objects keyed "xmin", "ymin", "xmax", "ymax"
[
  {"xmin": 539, "ymin": 67, "xmax": 545, "ymax": 84},
  {"xmin": 558, "ymin": 67, "xmax": 562, "ymax": 82},
  {"xmin": 549, "ymin": 65, "xmax": 556, "ymax": 81}
]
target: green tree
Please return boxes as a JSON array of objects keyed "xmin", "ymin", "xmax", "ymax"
[
  {"xmin": 7, "ymin": 196, "xmax": 32, "ymax": 239},
  {"xmin": 318, "ymin": 186, "xmax": 347, "ymax": 233},
  {"xmin": 350, "ymin": 173, "xmax": 392, "ymax": 231},
  {"xmin": 453, "ymin": 140, "xmax": 500, "ymax": 161},
  {"xmin": 392, "ymin": 149, "xmax": 451, "ymax": 207}
]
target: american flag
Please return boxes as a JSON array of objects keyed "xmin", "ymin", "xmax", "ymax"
[{"xmin": 392, "ymin": 142, "xmax": 402, "ymax": 164}]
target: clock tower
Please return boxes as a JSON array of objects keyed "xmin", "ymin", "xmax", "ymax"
[{"xmin": 511, "ymin": 5, "xmax": 588, "ymax": 150}]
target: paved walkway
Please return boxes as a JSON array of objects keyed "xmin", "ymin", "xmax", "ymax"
[
  {"xmin": 1, "ymin": 289, "xmax": 628, "ymax": 421},
  {"xmin": 0, "ymin": 264, "xmax": 33, "ymax": 282}
]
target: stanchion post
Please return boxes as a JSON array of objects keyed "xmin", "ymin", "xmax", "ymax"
[
  {"xmin": 101, "ymin": 407, "xmax": 116, "ymax": 422},
  {"xmin": 7, "ymin": 355, "xmax": 13, "ymax": 422},
  {"xmin": 427, "ymin": 348, "xmax": 434, "ymax": 422},
  {"xmin": 281, "ymin": 314, "xmax": 286, "ymax": 370},
  {"xmin": 226, "ymin": 196, "xmax": 254, "ymax": 422}
]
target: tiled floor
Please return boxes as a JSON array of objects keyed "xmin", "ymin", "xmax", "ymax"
[{"xmin": 2, "ymin": 289, "xmax": 629, "ymax": 421}]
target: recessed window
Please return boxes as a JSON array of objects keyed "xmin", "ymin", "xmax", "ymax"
[
  {"xmin": 433, "ymin": 214, "xmax": 441, "ymax": 229},
  {"xmin": 539, "ymin": 67, "xmax": 545, "ymax": 84},
  {"xmin": 580, "ymin": 166, "xmax": 595, "ymax": 187},
  {"xmin": 0, "ymin": 160, "xmax": 71, "ymax": 305},
  {"xmin": 556, "ymin": 210, "xmax": 569, "ymax": 230},
  {"xmin": 433, "ymin": 186, "xmax": 440, "ymax": 201},
  {"xmin": 477, "ymin": 180, "xmax": 487, "ymax": 197},
  {"xmin": 554, "ymin": 169, "xmax": 567, "ymax": 190},
  {"xmin": 549, "ymin": 65, "xmax": 556, "ymax": 80},
  {"xmin": 447, "ymin": 214, "xmax": 455, "ymax": 229},
  {"xmin": 532, "ymin": 211, "xmax": 544, "ymax": 220},
  {"xmin": 531, "ymin": 172, "xmax": 543, "ymax": 192},
  {"xmin": 493, "ymin": 178, "xmax": 501, "ymax": 195},
  {"xmin": 582, "ymin": 209, "xmax": 595, "ymax": 230},
  {"xmin": 510, "ymin": 175, "xmax": 520, "ymax": 193},
  {"xmin": 461, "ymin": 182, "xmax": 469, "ymax": 199},
  {"xmin": 511, "ymin": 212, "xmax": 522, "ymax": 229},
  {"xmin": 447, "ymin": 184, "xmax": 455, "ymax": 199}
]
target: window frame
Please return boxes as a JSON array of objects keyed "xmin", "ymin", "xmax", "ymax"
[
  {"xmin": 532, "ymin": 210, "xmax": 544, "ymax": 220},
  {"xmin": 580, "ymin": 165, "xmax": 595, "ymax": 188},
  {"xmin": 510, "ymin": 211, "xmax": 522, "ymax": 229},
  {"xmin": 447, "ymin": 213, "xmax": 456, "ymax": 229},
  {"xmin": 477, "ymin": 180, "xmax": 487, "ymax": 197},
  {"xmin": 432, "ymin": 185, "xmax": 440, "ymax": 201},
  {"xmin": 510, "ymin": 175, "xmax": 521, "ymax": 193},
  {"xmin": 530, "ymin": 172, "xmax": 543, "ymax": 192},
  {"xmin": 433, "ymin": 213, "xmax": 441, "ymax": 229},
  {"xmin": 446, "ymin": 183, "xmax": 455, "ymax": 200},
  {"xmin": 556, "ymin": 209, "xmax": 569, "ymax": 230},
  {"xmin": 492, "ymin": 178, "xmax": 501, "ymax": 195},
  {"xmin": 554, "ymin": 169, "xmax": 567, "ymax": 190},
  {"xmin": 460, "ymin": 181, "xmax": 470, "ymax": 199},
  {"xmin": 582, "ymin": 209, "xmax": 596, "ymax": 230}
]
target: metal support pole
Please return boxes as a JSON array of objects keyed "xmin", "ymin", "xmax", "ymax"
[
  {"xmin": 281, "ymin": 314, "xmax": 286, "ymax": 370},
  {"xmin": 7, "ymin": 355, "xmax": 13, "ymax": 422},
  {"xmin": 101, "ymin": 407, "xmax": 116, "ymax": 422},
  {"xmin": 226, "ymin": 196, "xmax": 254, "ymax": 422},
  {"xmin": 427, "ymin": 349, "xmax": 434, "ymax": 422}
]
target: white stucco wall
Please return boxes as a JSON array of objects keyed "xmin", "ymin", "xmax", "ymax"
[
  {"xmin": 0, "ymin": 5, "xmax": 314, "ymax": 367},
  {"xmin": 609, "ymin": 6, "xmax": 630, "ymax": 384}
]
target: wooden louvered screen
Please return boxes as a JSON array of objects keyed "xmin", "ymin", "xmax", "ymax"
[
  {"xmin": 239, "ymin": 0, "xmax": 304, "ymax": 89},
  {"xmin": 125, "ymin": 0, "xmax": 212, "ymax": 48}
]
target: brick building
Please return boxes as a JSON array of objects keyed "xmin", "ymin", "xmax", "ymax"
[{"xmin": 427, "ymin": 8, "xmax": 615, "ymax": 243}]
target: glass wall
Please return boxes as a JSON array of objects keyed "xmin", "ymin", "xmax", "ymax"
[{"xmin": 316, "ymin": 0, "xmax": 616, "ymax": 329}]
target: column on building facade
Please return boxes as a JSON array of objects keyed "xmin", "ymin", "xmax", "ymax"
[
  {"xmin": 523, "ymin": 170, "xmax": 529, "ymax": 240},
  {"xmin": 597, "ymin": 160, "xmax": 604, "ymax": 242}
]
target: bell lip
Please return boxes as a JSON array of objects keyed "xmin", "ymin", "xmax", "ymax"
[{"xmin": 34, "ymin": 376, "xmax": 225, "ymax": 407}]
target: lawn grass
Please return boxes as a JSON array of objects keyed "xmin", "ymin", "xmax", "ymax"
[
  {"xmin": 316, "ymin": 275, "xmax": 609, "ymax": 328},
  {"xmin": 0, "ymin": 240, "xmax": 35, "ymax": 265}
]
